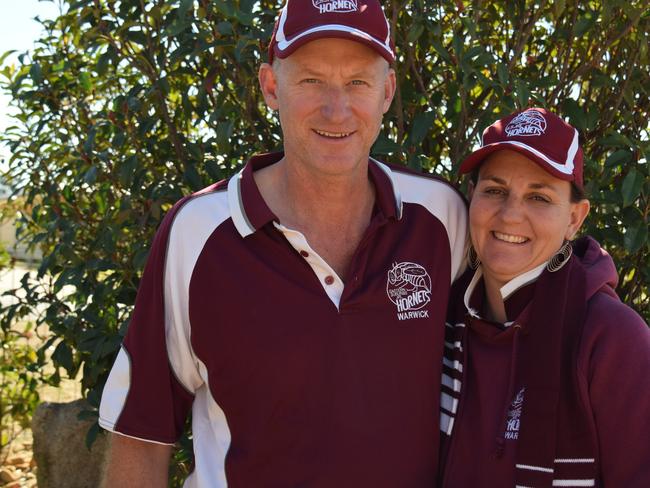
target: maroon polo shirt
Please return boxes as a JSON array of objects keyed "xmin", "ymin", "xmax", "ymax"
[{"xmin": 100, "ymin": 152, "xmax": 468, "ymax": 487}]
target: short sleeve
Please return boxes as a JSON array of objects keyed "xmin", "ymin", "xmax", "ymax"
[{"xmin": 99, "ymin": 197, "xmax": 199, "ymax": 444}]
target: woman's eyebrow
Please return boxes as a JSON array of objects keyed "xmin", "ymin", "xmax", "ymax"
[
  {"xmin": 480, "ymin": 176, "xmax": 560, "ymax": 192},
  {"xmin": 479, "ymin": 175, "xmax": 507, "ymax": 184},
  {"xmin": 528, "ymin": 182, "xmax": 558, "ymax": 192}
]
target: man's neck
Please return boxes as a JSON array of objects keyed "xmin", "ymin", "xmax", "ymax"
[{"xmin": 254, "ymin": 156, "xmax": 376, "ymax": 280}]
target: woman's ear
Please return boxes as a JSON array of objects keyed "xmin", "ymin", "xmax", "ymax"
[
  {"xmin": 565, "ymin": 199, "xmax": 590, "ymax": 240},
  {"xmin": 467, "ymin": 180, "xmax": 476, "ymax": 201}
]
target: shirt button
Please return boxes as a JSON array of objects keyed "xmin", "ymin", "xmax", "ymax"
[
  {"xmin": 324, "ymin": 275, "xmax": 335, "ymax": 285},
  {"xmin": 300, "ymin": 250, "xmax": 309, "ymax": 258}
]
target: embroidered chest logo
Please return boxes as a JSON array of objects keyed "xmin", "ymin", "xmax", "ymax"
[
  {"xmin": 505, "ymin": 387, "xmax": 525, "ymax": 440},
  {"xmin": 386, "ymin": 262, "xmax": 431, "ymax": 321},
  {"xmin": 312, "ymin": 0, "xmax": 358, "ymax": 14},
  {"xmin": 505, "ymin": 109, "xmax": 547, "ymax": 137}
]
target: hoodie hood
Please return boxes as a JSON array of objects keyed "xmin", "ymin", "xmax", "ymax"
[{"xmin": 572, "ymin": 236, "xmax": 619, "ymax": 301}]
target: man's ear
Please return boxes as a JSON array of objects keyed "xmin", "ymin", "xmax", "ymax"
[
  {"xmin": 565, "ymin": 198, "xmax": 590, "ymax": 240},
  {"xmin": 259, "ymin": 63, "xmax": 280, "ymax": 110},
  {"xmin": 382, "ymin": 68, "xmax": 397, "ymax": 114}
]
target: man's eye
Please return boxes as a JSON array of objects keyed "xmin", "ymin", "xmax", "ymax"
[
  {"xmin": 484, "ymin": 188, "xmax": 505, "ymax": 196},
  {"xmin": 301, "ymin": 78, "xmax": 319, "ymax": 84},
  {"xmin": 351, "ymin": 80, "xmax": 367, "ymax": 86}
]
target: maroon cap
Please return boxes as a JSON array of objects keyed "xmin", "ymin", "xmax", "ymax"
[
  {"xmin": 459, "ymin": 108, "xmax": 584, "ymax": 189},
  {"xmin": 268, "ymin": 0, "xmax": 395, "ymax": 64}
]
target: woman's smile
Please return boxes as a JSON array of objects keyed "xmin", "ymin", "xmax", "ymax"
[{"xmin": 491, "ymin": 231, "xmax": 529, "ymax": 244}]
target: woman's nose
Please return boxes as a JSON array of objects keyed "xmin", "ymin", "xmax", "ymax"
[{"xmin": 498, "ymin": 195, "xmax": 525, "ymax": 223}]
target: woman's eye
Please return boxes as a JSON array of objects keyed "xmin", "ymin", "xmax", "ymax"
[
  {"xmin": 530, "ymin": 194, "xmax": 551, "ymax": 203},
  {"xmin": 484, "ymin": 187, "xmax": 505, "ymax": 196}
]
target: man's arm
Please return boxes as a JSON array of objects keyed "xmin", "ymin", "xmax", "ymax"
[{"xmin": 102, "ymin": 434, "xmax": 172, "ymax": 488}]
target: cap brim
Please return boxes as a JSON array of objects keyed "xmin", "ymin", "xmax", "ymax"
[
  {"xmin": 273, "ymin": 29, "xmax": 395, "ymax": 64},
  {"xmin": 458, "ymin": 142, "xmax": 576, "ymax": 183}
]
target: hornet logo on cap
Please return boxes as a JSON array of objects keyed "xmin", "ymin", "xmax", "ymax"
[
  {"xmin": 312, "ymin": 0, "xmax": 358, "ymax": 13},
  {"xmin": 387, "ymin": 262, "xmax": 431, "ymax": 321},
  {"xmin": 505, "ymin": 109, "xmax": 547, "ymax": 137}
]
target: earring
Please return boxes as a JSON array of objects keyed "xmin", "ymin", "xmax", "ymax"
[
  {"xmin": 468, "ymin": 245, "xmax": 481, "ymax": 270},
  {"xmin": 547, "ymin": 240, "xmax": 573, "ymax": 273}
]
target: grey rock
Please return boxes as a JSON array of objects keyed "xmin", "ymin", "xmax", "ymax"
[{"xmin": 32, "ymin": 399, "xmax": 111, "ymax": 488}]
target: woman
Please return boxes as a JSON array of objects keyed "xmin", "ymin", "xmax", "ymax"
[{"xmin": 438, "ymin": 108, "xmax": 650, "ymax": 487}]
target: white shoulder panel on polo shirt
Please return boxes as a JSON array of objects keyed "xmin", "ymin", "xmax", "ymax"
[
  {"xmin": 393, "ymin": 169, "xmax": 469, "ymax": 283},
  {"xmin": 164, "ymin": 190, "xmax": 231, "ymax": 391},
  {"xmin": 165, "ymin": 190, "xmax": 233, "ymax": 487}
]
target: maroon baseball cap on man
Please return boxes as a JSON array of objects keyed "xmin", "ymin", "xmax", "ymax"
[
  {"xmin": 268, "ymin": 0, "xmax": 395, "ymax": 64},
  {"xmin": 459, "ymin": 108, "xmax": 584, "ymax": 189}
]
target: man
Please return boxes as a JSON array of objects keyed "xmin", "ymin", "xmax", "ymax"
[{"xmin": 99, "ymin": 1, "xmax": 467, "ymax": 486}]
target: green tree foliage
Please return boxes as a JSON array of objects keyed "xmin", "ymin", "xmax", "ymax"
[
  {"xmin": 0, "ymin": 0, "xmax": 648, "ymax": 470},
  {"xmin": 1, "ymin": 322, "xmax": 40, "ymax": 457}
]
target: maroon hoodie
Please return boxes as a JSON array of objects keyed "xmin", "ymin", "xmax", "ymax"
[{"xmin": 439, "ymin": 236, "xmax": 650, "ymax": 487}]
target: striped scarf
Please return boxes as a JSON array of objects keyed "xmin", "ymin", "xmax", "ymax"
[{"xmin": 440, "ymin": 255, "xmax": 598, "ymax": 487}]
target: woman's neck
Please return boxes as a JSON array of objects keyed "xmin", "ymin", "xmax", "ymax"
[{"xmin": 482, "ymin": 273, "xmax": 508, "ymax": 323}]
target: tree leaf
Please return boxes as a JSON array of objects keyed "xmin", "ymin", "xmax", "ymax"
[
  {"xmin": 604, "ymin": 149, "xmax": 633, "ymax": 168},
  {"xmin": 407, "ymin": 23, "xmax": 425, "ymax": 43},
  {"xmin": 85, "ymin": 422, "xmax": 100, "ymax": 450},
  {"xmin": 624, "ymin": 219, "xmax": 648, "ymax": 254},
  {"xmin": 371, "ymin": 134, "xmax": 401, "ymax": 156},
  {"xmin": 29, "ymin": 63, "xmax": 43, "ymax": 84},
  {"xmin": 84, "ymin": 166, "xmax": 98, "ymax": 185},
  {"xmin": 621, "ymin": 168, "xmax": 644, "ymax": 207},
  {"xmin": 52, "ymin": 341, "xmax": 74, "ymax": 375},
  {"xmin": 408, "ymin": 111, "xmax": 436, "ymax": 146}
]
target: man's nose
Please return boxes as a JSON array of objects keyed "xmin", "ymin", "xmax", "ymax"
[{"xmin": 321, "ymin": 86, "xmax": 350, "ymax": 122}]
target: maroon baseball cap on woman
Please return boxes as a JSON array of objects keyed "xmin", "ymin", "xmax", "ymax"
[
  {"xmin": 268, "ymin": 0, "xmax": 395, "ymax": 64},
  {"xmin": 459, "ymin": 108, "xmax": 584, "ymax": 189}
]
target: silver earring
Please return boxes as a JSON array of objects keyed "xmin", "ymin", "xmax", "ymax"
[
  {"xmin": 547, "ymin": 240, "xmax": 572, "ymax": 272},
  {"xmin": 468, "ymin": 245, "xmax": 481, "ymax": 270}
]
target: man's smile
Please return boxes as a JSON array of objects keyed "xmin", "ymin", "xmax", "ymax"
[{"xmin": 313, "ymin": 129, "xmax": 355, "ymax": 139}]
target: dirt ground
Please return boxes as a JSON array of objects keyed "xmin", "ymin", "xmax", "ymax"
[{"xmin": 1, "ymin": 263, "xmax": 82, "ymax": 487}]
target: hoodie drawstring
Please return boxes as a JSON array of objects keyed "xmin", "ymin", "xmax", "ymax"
[{"xmin": 494, "ymin": 324, "xmax": 522, "ymax": 459}]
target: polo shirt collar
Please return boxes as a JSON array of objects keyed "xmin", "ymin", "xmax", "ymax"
[{"xmin": 228, "ymin": 152, "xmax": 403, "ymax": 238}]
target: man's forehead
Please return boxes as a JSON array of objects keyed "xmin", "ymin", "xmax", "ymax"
[{"xmin": 277, "ymin": 38, "xmax": 387, "ymax": 70}]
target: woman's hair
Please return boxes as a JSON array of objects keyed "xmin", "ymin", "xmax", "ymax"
[{"xmin": 469, "ymin": 168, "xmax": 587, "ymax": 203}]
